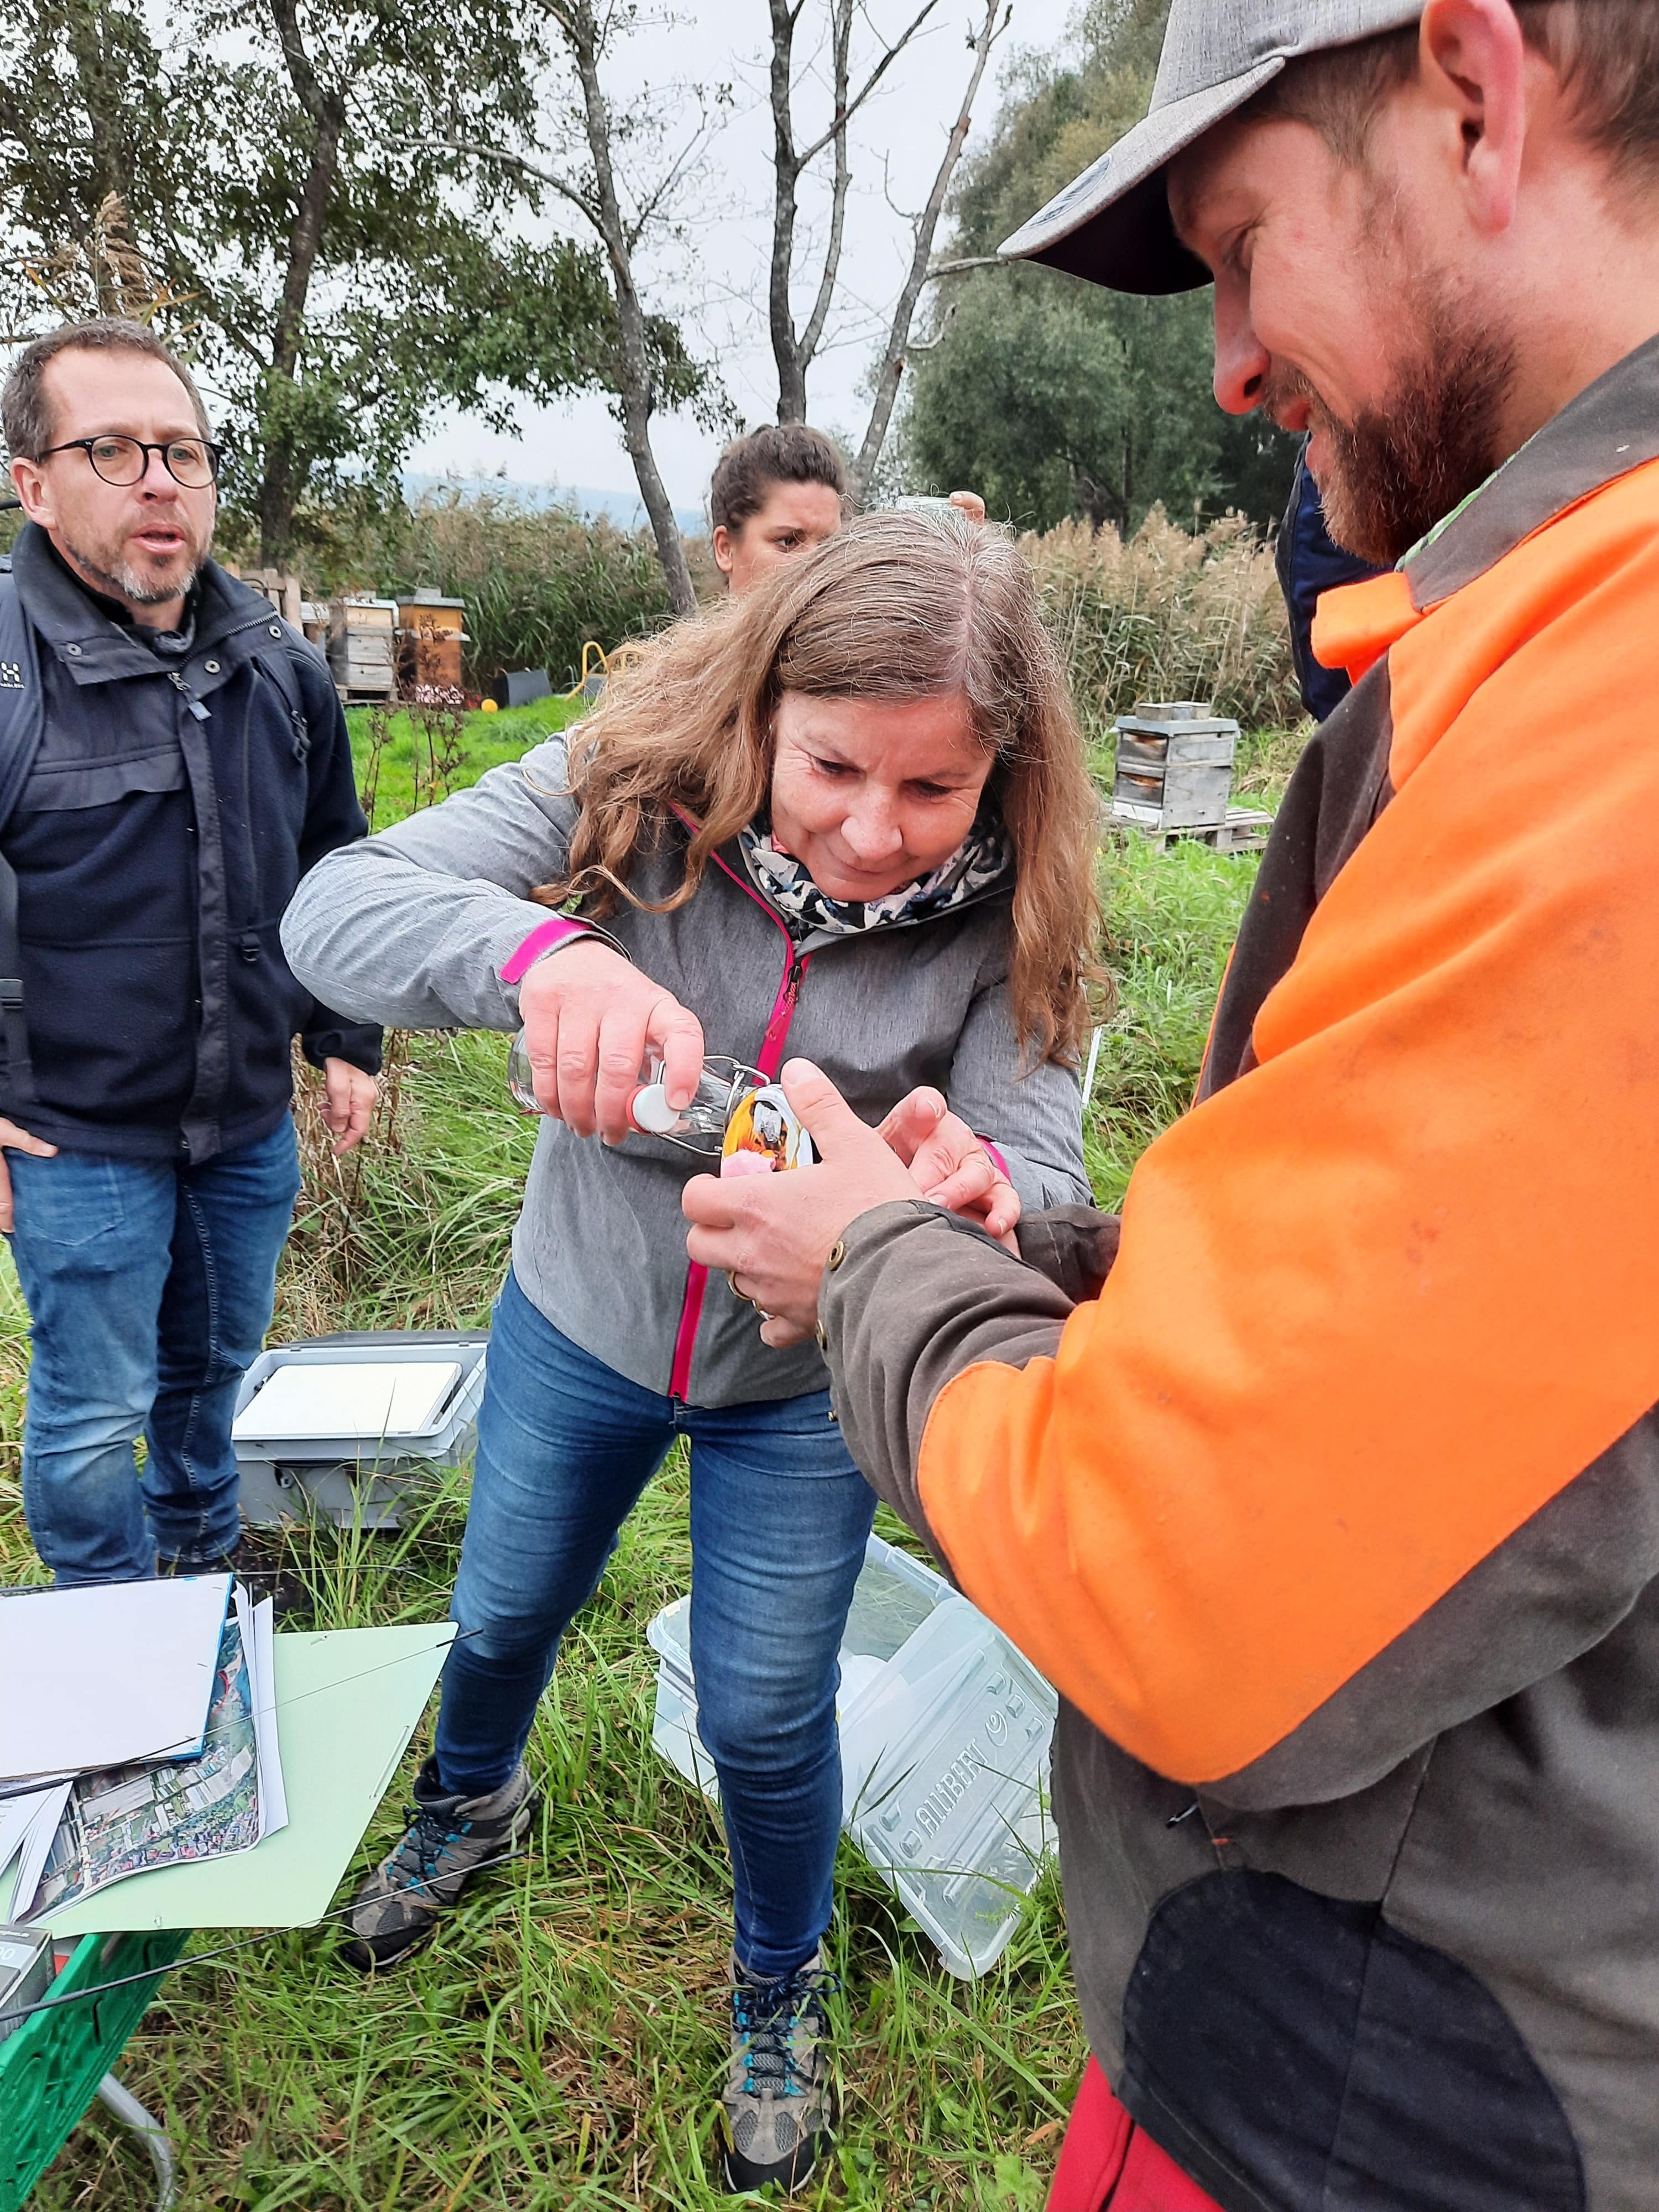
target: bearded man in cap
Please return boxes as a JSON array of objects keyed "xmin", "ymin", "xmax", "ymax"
[{"xmin": 682, "ymin": 3, "xmax": 1659, "ymax": 2206}]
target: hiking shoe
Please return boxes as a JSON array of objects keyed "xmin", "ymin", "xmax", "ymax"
[
  {"xmin": 340, "ymin": 1755, "xmax": 536, "ymax": 1971},
  {"xmin": 720, "ymin": 1948, "xmax": 838, "ymax": 2195}
]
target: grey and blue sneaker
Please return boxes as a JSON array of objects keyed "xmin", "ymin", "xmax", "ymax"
[
  {"xmin": 341, "ymin": 1754, "xmax": 535, "ymax": 1971},
  {"xmin": 720, "ymin": 1948, "xmax": 838, "ymax": 2195}
]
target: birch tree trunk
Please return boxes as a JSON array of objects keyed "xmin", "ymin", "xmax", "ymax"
[
  {"xmin": 849, "ymin": 0, "xmax": 1006, "ymax": 504},
  {"xmin": 552, "ymin": 0, "xmax": 698, "ymax": 615}
]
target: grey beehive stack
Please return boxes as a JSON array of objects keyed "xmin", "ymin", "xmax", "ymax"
[
  {"xmin": 1111, "ymin": 700, "xmax": 1240, "ymax": 832},
  {"xmin": 326, "ymin": 597, "xmax": 399, "ymax": 702}
]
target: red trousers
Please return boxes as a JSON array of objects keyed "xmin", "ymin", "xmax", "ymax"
[{"xmin": 1046, "ymin": 2059, "xmax": 1224, "ymax": 2212}]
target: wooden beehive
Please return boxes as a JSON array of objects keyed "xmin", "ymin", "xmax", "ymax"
[
  {"xmin": 1112, "ymin": 701, "xmax": 1239, "ymax": 832},
  {"xmin": 397, "ymin": 588, "xmax": 468, "ymax": 705},
  {"xmin": 327, "ymin": 598, "xmax": 399, "ymax": 701}
]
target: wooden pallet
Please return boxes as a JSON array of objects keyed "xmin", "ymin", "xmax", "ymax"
[{"xmin": 1110, "ymin": 806, "xmax": 1274, "ymax": 854}]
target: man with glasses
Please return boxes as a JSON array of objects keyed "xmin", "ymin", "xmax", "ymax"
[{"xmin": 0, "ymin": 316, "xmax": 379, "ymax": 1588}]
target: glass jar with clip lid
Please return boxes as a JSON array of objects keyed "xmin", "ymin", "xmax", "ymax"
[{"xmin": 506, "ymin": 1039, "xmax": 816, "ymax": 1173}]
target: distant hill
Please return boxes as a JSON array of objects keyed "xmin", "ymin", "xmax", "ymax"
[{"xmin": 403, "ymin": 474, "xmax": 707, "ymax": 540}]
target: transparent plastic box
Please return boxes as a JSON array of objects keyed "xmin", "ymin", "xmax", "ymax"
[{"xmin": 646, "ymin": 1531, "xmax": 1057, "ymax": 1976}]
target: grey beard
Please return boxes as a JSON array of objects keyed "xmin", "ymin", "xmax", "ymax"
[{"xmin": 61, "ymin": 535, "xmax": 201, "ymax": 609}]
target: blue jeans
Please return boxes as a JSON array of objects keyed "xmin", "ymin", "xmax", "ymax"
[
  {"xmin": 437, "ymin": 1270, "xmax": 878, "ymax": 1980},
  {"xmin": 9, "ymin": 1118, "xmax": 302, "ymax": 1584}
]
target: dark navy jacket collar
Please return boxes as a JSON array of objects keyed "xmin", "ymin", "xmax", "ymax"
[{"xmin": 12, "ymin": 523, "xmax": 273, "ymax": 686}]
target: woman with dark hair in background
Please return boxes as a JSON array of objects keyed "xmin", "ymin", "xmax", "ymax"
[
  {"xmin": 711, "ymin": 422, "xmax": 988, "ymax": 596},
  {"xmin": 711, "ymin": 424, "xmax": 849, "ymax": 597}
]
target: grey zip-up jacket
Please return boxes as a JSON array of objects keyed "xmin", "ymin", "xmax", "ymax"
[{"xmin": 280, "ymin": 734, "xmax": 1088, "ymax": 1404}]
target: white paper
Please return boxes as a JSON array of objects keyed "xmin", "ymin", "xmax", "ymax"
[
  {"xmin": 20, "ymin": 1597, "xmax": 269, "ymax": 1919},
  {"xmin": 43, "ymin": 1621, "xmax": 454, "ymax": 1934},
  {"xmin": 0, "ymin": 1785, "xmax": 58, "ymax": 1907},
  {"xmin": 0, "ymin": 1781, "xmax": 72, "ymax": 1918},
  {"xmin": 231, "ymin": 1360, "xmax": 460, "ymax": 1442},
  {"xmin": 0, "ymin": 1574, "xmax": 232, "ymax": 1781},
  {"xmin": 246, "ymin": 1591, "xmax": 287, "ymax": 1841}
]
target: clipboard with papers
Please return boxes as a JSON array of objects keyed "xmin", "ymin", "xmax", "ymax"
[{"xmin": 0, "ymin": 1574, "xmax": 452, "ymax": 1934}]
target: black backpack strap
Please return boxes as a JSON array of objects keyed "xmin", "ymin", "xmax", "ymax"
[
  {"xmin": 0, "ymin": 855, "xmax": 33, "ymax": 1108},
  {"xmin": 231, "ymin": 591, "xmax": 315, "ymax": 761},
  {"xmin": 259, "ymin": 638, "xmax": 314, "ymax": 760},
  {"xmin": 0, "ymin": 568, "xmax": 50, "ymax": 1109}
]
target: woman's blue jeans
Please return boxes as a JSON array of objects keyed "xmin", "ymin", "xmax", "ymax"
[{"xmin": 437, "ymin": 1269, "xmax": 877, "ymax": 1980}]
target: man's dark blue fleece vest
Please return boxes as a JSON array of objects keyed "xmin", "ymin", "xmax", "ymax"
[{"xmin": 0, "ymin": 524, "xmax": 379, "ymax": 1163}]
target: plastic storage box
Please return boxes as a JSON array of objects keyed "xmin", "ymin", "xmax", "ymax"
[
  {"xmin": 0, "ymin": 1929, "xmax": 187, "ymax": 2212},
  {"xmin": 647, "ymin": 1532, "xmax": 1057, "ymax": 1977},
  {"xmin": 233, "ymin": 1329, "xmax": 488, "ymax": 1530}
]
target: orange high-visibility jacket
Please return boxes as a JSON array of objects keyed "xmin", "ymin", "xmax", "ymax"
[{"xmin": 825, "ymin": 337, "xmax": 1659, "ymax": 2212}]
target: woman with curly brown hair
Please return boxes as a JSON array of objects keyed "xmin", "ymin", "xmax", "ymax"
[{"xmin": 281, "ymin": 505, "xmax": 1095, "ymax": 2194}]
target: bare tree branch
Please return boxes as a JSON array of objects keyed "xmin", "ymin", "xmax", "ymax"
[
  {"xmin": 392, "ymin": 51, "xmax": 700, "ymax": 616},
  {"xmin": 796, "ymin": 0, "xmax": 852, "ymax": 372},
  {"xmin": 768, "ymin": 0, "xmax": 942, "ymax": 419},
  {"xmin": 384, "ymin": 133, "xmax": 601, "ymax": 228},
  {"xmin": 905, "ymin": 299, "xmax": 957, "ymax": 351},
  {"xmin": 793, "ymin": 0, "xmax": 940, "ymax": 167},
  {"xmin": 624, "ymin": 108, "xmax": 719, "ymax": 251},
  {"xmin": 849, "ymin": 0, "xmax": 1009, "ymax": 503},
  {"xmin": 766, "ymin": 0, "xmax": 811, "ymax": 421},
  {"xmin": 545, "ymin": 0, "xmax": 698, "ymax": 614}
]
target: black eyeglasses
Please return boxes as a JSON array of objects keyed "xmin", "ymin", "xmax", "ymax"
[{"xmin": 41, "ymin": 434, "xmax": 223, "ymax": 489}]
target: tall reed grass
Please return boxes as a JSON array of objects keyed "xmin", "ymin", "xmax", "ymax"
[
  {"xmin": 1022, "ymin": 505, "xmax": 1298, "ymax": 735},
  {"xmin": 242, "ymin": 483, "xmax": 1298, "ymax": 723},
  {"xmin": 364, "ymin": 489, "xmax": 677, "ymax": 692}
]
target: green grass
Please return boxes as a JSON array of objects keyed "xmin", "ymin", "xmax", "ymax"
[
  {"xmin": 0, "ymin": 706, "xmax": 1297, "ymax": 2210},
  {"xmin": 1079, "ymin": 721, "xmax": 1302, "ymax": 1207},
  {"xmin": 348, "ymin": 695, "xmax": 588, "ymax": 833},
  {"xmin": 1084, "ymin": 834, "xmax": 1259, "ymax": 1208},
  {"xmin": 276, "ymin": 1029, "xmax": 538, "ymax": 1340}
]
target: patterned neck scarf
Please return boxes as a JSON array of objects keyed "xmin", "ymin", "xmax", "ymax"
[{"xmin": 739, "ymin": 813, "xmax": 1013, "ymax": 942}]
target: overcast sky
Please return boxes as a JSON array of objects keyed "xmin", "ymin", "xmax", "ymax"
[{"xmin": 404, "ymin": 0, "xmax": 1077, "ymax": 515}]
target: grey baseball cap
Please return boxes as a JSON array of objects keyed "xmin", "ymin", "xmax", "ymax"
[{"xmin": 1000, "ymin": 1, "xmax": 1423, "ymax": 293}]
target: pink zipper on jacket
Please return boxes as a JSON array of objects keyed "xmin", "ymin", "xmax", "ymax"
[{"xmin": 666, "ymin": 828, "xmax": 811, "ymax": 1403}]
